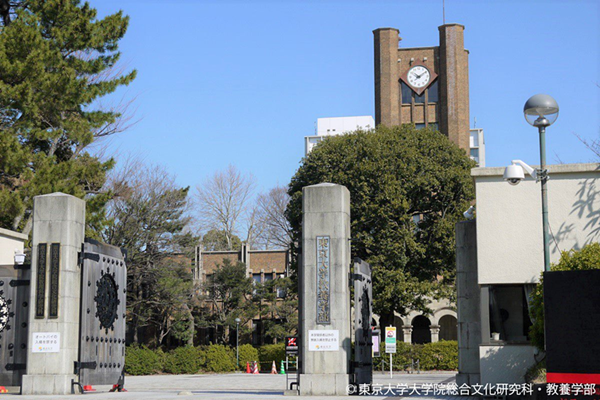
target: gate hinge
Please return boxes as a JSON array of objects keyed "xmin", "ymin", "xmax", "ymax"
[
  {"xmin": 5, "ymin": 363, "xmax": 26, "ymax": 371},
  {"xmin": 350, "ymin": 360, "xmax": 373, "ymax": 368},
  {"xmin": 74, "ymin": 361, "xmax": 97, "ymax": 374},
  {"xmin": 78, "ymin": 250, "xmax": 100, "ymax": 267},
  {"xmin": 9, "ymin": 279, "xmax": 30, "ymax": 287}
]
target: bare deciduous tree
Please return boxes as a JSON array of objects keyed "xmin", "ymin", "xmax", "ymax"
[
  {"xmin": 195, "ymin": 165, "xmax": 256, "ymax": 250},
  {"xmin": 255, "ymin": 185, "xmax": 292, "ymax": 249}
]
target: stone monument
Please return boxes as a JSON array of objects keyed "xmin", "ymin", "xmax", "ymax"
[{"xmin": 299, "ymin": 183, "xmax": 351, "ymax": 396}]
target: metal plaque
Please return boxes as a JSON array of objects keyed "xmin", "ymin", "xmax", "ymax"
[
  {"xmin": 35, "ymin": 243, "xmax": 47, "ymax": 318},
  {"xmin": 48, "ymin": 243, "xmax": 60, "ymax": 318},
  {"xmin": 78, "ymin": 239, "xmax": 127, "ymax": 386},
  {"xmin": 316, "ymin": 236, "xmax": 330, "ymax": 324}
]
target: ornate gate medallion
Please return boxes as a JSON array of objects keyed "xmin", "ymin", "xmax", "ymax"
[
  {"xmin": 94, "ymin": 273, "xmax": 119, "ymax": 332},
  {"xmin": 0, "ymin": 295, "xmax": 9, "ymax": 333}
]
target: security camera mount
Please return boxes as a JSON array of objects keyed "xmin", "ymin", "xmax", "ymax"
[{"xmin": 510, "ymin": 160, "xmax": 548, "ymax": 184}]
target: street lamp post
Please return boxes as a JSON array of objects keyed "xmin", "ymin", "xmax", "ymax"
[
  {"xmin": 235, "ymin": 318, "xmax": 241, "ymax": 368},
  {"xmin": 523, "ymin": 94, "xmax": 559, "ymax": 272}
]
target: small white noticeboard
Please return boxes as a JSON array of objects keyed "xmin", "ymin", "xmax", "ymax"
[
  {"xmin": 308, "ymin": 330, "xmax": 339, "ymax": 351},
  {"xmin": 32, "ymin": 332, "xmax": 60, "ymax": 353}
]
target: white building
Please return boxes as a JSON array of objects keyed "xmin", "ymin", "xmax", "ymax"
[
  {"xmin": 304, "ymin": 116, "xmax": 374, "ymax": 155},
  {"xmin": 469, "ymin": 128, "xmax": 485, "ymax": 167},
  {"xmin": 0, "ymin": 227, "xmax": 27, "ymax": 265},
  {"xmin": 305, "ymin": 117, "xmax": 485, "ymax": 168},
  {"xmin": 460, "ymin": 163, "xmax": 600, "ymax": 385}
]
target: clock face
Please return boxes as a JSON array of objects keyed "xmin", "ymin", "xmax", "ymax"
[{"xmin": 407, "ymin": 65, "xmax": 431, "ymax": 89}]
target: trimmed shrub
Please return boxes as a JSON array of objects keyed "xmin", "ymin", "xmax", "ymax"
[
  {"xmin": 373, "ymin": 341, "xmax": 416, "ymax": 371},
  {"xmin": 204, "ymin": 344, "xmax": 236, "ymax": 372},
  {"xmin": 164, "ymin": 346, "xmax": 203, "ymax": 374},
  {"xmin": 418, "ymin": 341, "xmax": 458, "ymax": 370},
  {"xmin": 258, "ymin": 343, "xmax": 286, "ymax": 366},
  {"xmin": 125, "ymin": 345, "xmax": 164, "ymax": 375},
  {"xmin": 238, "ymin": 344, "xmax": 259, "ymax": 371},
  {"xmin": 371, "ymin": 340, "xmax": 457, "ymax": 371}
]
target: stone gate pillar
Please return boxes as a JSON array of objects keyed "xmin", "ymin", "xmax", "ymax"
[
  {"xmin": 21, "ymin": 193, "xmax": 85, "ymax": 395},
  {"xmin": 299, "ymin": 183, "xmax": 351, "ymax": 396}
]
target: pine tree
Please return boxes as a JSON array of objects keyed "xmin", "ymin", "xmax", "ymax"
[{"xmin": 0, "ymin": 0, "xmax": 136, "ymax": 237}]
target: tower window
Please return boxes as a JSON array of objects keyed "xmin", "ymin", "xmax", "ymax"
[
  {"xmin": 415, "ymin": 92, "xmax": 425, "ymax": 104},
  {"xmin": 401, "ymin": 82, "xmax": 412, "ymax": 104},
  {"xmin": 428, "ymin": 80, "xmax": 439, "ymax": 103}
]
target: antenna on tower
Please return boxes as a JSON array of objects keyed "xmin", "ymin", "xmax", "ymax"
[{"xmin": 442, "ymin": 0, "xmax": 446, "ymax": 25}]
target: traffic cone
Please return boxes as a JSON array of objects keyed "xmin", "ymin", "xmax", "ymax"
[
  {"xmin": 246, "ymin": 361, "xmax": 251, "ymax": 374},
  {"xmin": 279, "ymin": 360, "xmax": 285, "ymax": 374},
  {"xmin": 83, "ymin": 385, "xmax": 96, "ymax": 392},
  {"xmin": 252, "ymin": 361, "xmax": 259, "ymax": 374},
  {"xmin": 271, "ymin": 360, "xmax": 277, "ymax": 374},
  {"xmin": 0, "ymin": 386, "xmax": 7, "ymax": 393}
]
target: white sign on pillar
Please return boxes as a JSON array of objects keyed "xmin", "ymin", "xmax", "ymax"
[{"xmin": 308, "ymin": 330, "xmax": 339, "ymax": 351}]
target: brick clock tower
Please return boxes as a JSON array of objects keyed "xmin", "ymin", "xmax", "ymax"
[{"xmin": 374, "ymin": 24, "xmax": 470, "ymax": 151}]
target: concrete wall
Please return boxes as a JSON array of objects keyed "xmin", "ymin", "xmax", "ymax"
[
  {"xmin": 473, "ymin": 163, "xmax": 600, "ymax": 285},
  {"xmin": 0, "ymin": 228, "xmax": 28, "ymax": 265},
  {"xmin": 479, "ymin": 344, "xmax": 536, "ymax": 385}
]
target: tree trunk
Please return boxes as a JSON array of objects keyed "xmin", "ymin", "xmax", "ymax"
[{"xmin": 184, "ymin": 303, "xmax": 194, "ymax": 346}]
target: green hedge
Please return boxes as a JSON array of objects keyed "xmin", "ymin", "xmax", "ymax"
[
  {"xmin": 419, "ymin": 341, "xmax": 458, "ymax": 370},
  {"xmin": 125, "ymin": 340, "xmax": 457, "ymax": 375},
  {"xmin": 163, "ymin": 346, "xmax": 204, "ymax": 374},
  {"xmin": 372, "ymin": 340, "xmax": 457, "ymax": 371},
  {"xmin": 237, "ymin": 344, "xmax": 259, "ymax": 371},
  {"xmin": 258, "ymin": 343, "xmax": 286, "ymax": 366},
  {"xmin": 204, "ymin": 344, "xmax": 237, "ymax": 372},
  {"xmin": 125, "ymin": 345, "xmax": 165, "ymax": 375}
]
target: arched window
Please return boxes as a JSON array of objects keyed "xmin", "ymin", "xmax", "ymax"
[
  {"xmin": 439, "ymin": 315, "xmax": 458, "ymax": 341},
  {"xmin": 411, "ymin": 315, "xmax": 431, "ymax": 344}
]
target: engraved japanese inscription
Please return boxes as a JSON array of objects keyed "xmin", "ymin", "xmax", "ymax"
[
  {"xmin": 49, "ymin": 243, "xmax": 60, "ymax": 318},
  {"xmin": 316, "ymin": 236, "xmax": 330, "ymax": 324},
  {"xmin": 35, "ymin": 243, "xmax": 47, "ymax": 318}
]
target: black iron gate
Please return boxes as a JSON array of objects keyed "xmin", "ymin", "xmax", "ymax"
[
  {"xmin": 77, "ymin": 239, "xmax": 127, "ymax": 387},
  {"xmin": 352, "ymin": 257, "xmax": 373, "ymax": 386},
  {"xmin": 0, "ymin": 261, "xmax": 30, "ymax": 386}
]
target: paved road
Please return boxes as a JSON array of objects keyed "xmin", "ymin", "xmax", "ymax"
[{"xmin": 3, "ymin": 371, "xmax": 472, "ymax": 399}]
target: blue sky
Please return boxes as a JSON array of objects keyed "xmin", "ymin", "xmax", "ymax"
[{"xmin": 93, "ymin": 0, "xmax": 600, "ymax": 194}]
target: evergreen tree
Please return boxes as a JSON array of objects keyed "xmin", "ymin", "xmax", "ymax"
[
  {"xmin": 0, "ymin": 0, "xmax": 136, "ymax": 237},
  {"xmin": 287, "ymin": 125, "xmax": 475, "ymax": 326}
]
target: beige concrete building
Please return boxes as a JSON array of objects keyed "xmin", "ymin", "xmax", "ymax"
[
  {"xmin": 459, "ymin": 163, "xmax": 600, "ymax": 385},
  {"xmin": 0, "ymin": 228, "xmax": 27, "ymax": 265},
  {"xmin": 374, "ymin": 24, "xmax": 470, "ymax": 152}
]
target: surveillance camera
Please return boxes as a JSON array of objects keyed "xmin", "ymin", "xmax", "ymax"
[
  {"xmin": 503, "ymin": 164, "xmax": 525, "ymax": 186},
  {"xmin": 463, "ymin": 206, "xmax": 475, "ymax": 219}
]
